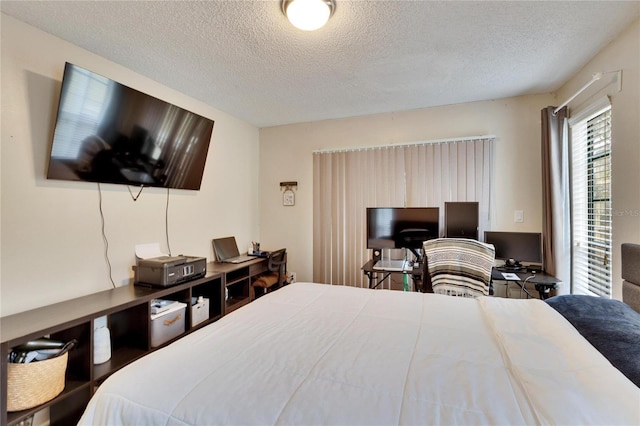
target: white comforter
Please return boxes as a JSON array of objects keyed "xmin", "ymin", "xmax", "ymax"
[{"xmin": 79, "ymin": 282, "xmax": 640, "ymax": 425}]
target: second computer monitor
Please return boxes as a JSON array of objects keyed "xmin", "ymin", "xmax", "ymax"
[
  {"xmin": 484, "ymin": 231, "xmax": 543, "ymax": 268},
  {"xmin": 445, "ymin": 201, "xmax": 479, "ymax": 239}
]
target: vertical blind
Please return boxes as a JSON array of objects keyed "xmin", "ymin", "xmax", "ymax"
[
  {"xmin": 313, "ymin": 137, "xmax": 493, "ymax": 287},
  {"xmin": 570, "ymin": 98, "xmax": 612, "ymax": 297},
  {"xmin": 313, "ymin": 146, "xmax": 405, "ymax": 286}
]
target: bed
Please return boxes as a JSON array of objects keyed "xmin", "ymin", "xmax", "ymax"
[{"xmin": 79, "ymin": 245, "xmax": 640, "ymax": 425}]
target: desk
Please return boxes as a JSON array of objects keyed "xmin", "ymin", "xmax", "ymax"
[
  {"xmin": 362, "ymin": 259, "xmax": 423, "ymax": 290},
  {"xmin": 491, "ymin": 268, "xmax": 561, "ymax": 300}
]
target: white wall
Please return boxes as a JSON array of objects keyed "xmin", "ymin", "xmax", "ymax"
[
  {"xmin": 0, "ymin": 15, "xmax": 261, "ymax": 316},
  {"xmin": 259, "ymin": 17, "xmax": 640, "ymax": 298},
  {"xmin": 259, "ymin": 94, "xmax": 555, "ymax": 284},
  {"xmin": 4, "ymin": 15, "xmax": 636, "ymax": 317},
  {"xmin": 556, "ymin": 18, "xmax": 640, "ymax": 299}
]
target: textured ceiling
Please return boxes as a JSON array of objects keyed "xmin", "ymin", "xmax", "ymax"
[{"xmin": 2, "ymin": 1, "xmax": 639, "ymax": 128}]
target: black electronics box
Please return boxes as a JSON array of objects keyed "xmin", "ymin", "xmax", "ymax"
[
  {"xmin": 135, "ymin": 255, "xmax": 206, "ymax": 287},
  {"xmin": 252, "ymin": 250, "xmax": 270, "ymax": 258},
  {"xmin": 527, "ymin": 264, "xmax": 543, "ymax": 274}
]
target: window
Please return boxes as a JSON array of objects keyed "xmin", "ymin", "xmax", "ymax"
[
  {"xmin": 570, "ymin": 101, "xmax": 612, "ymax": 297},
  {"xmin": 312, "ymin": 137, "xmax": 493, "ymax": 287}
]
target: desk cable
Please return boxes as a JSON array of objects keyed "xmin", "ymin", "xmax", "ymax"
[
  {"xmin": 97, "ymin": 183, "xmax": 116, "ymax": 289},
  {"xmin": 519, "ymin": 275, "xmax": 536, "ymax": 299}
]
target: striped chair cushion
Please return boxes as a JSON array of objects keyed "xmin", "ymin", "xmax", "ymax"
[{"xmin": 423, "ymin": 238, "xmax": 495, "ymax": 297}]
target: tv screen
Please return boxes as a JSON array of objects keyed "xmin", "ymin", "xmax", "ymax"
[
  {"xmin": 484, "ymin": 231, "xmax": 543, "ymax": 265},
  {"xmin": 366, "ymin": 207, "xmax": 440, "ymax": 250},
  {"xmin": 47, "ymin": 63, "xmax": 214, "ymax": 190}
]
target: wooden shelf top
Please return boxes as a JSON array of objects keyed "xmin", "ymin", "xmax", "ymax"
[
  {"xmin": 1, "ymin": 272, "xmax": 222, "ymax": 346},
  {"xmin": 206, "ymin": 258, "xmax": 266, "ymax": 273}
]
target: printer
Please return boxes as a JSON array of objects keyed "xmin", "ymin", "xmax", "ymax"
[{"xmin": 135, "ymin": 255, "xmax": 206, "ymax": 287}]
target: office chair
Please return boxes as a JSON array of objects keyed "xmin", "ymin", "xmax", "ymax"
[
  {"xmin": 252, "ymin": 248, "xmax": 287, "ymax": 299},
  {"xmin": 422, "ymin": 238, "xmax": 495, "ymax": 297}
]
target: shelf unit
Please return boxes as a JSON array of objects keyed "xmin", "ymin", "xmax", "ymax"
[
  {"xmin": 208, "ymin": 258, "xmax": 269, "ymax": 314},
  {"xmin": 0, "ymin": 272, "xmax": 223, "ymax": 426}
]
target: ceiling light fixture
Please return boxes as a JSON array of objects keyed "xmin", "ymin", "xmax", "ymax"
[{"xmin": 282, "ymin": 0, "xmax": 336, "ymax": 31}]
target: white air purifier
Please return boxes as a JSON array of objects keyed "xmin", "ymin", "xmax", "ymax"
[{"xmin": 94, "ymin": 326, "xmax": 111, "ymax": 365}]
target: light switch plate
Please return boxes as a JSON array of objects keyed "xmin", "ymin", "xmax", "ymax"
[{"xmin": 514, "ymin": 210, "xmax": 524, "ymax": 223}]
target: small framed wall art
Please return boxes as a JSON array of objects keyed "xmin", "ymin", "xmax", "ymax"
[{"xmin": 280, "ymin": 181, "xmax": 297, "ymax": 206}]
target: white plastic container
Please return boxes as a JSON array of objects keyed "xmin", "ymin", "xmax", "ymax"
[
  {"xmin": 150, "ymin": 302, "xmax": 186, "ymax": 347},
  {"xmin": 191, "ymin": 297, "xmax": 209, "ymax": 327},
  {"xmin": 93, "ymin": 326, "xmax": 111, "ymax": 364}
]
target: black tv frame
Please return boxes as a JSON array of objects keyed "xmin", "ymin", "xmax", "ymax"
[{"xmin": 47, "ymin": 62, "xmax": 215, "ymax": 190}]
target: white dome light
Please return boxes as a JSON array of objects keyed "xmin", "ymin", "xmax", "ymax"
[{"xmin": 282, "ymin": 0, "xmax": 336, "ymax": 31}]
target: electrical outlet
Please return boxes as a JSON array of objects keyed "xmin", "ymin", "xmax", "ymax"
[{"xmin": 514, "ymin": 210, "xmax": 524, "ymax": 223}]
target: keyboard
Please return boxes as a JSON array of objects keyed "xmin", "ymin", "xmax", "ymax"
[{"xmin": 373, "ymin": 259, "xmax": 407, "ymax": 271}]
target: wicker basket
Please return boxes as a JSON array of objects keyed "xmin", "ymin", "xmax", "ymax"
[{"xmin": 7, "ymin": 352, "xmax": 68, "ymax": 412}]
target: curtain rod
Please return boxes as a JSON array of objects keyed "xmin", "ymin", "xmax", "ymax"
[
  {"xmin": 313, "ymin": 135, "xmax": 495, "ymax": 154},
  {"xmin": 554, "ymin": 70, "xmax": 621, "ymax": 115}
]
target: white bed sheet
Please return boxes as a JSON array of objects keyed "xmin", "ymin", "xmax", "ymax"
[{"xmin": 79, "ymin": 282, "xmax": 640, "ymax": 425}]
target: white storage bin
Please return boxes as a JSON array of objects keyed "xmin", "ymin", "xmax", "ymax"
[
  {"xmin": 150, "ymin": 302, "xmax": 186, "ymax": 348},
  {"xmin": 191, "ymin": 298, "xmax": 209, "ymax": 327}
]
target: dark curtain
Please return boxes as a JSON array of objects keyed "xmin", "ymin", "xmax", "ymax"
[{"xmin": 541, "ymin": 106, "xmax": 570, "ymax": 292}]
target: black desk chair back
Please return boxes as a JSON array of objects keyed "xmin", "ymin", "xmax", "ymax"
[{"xmin": 253, "ymin": 248, "xmax": 287, "ymax": 299}]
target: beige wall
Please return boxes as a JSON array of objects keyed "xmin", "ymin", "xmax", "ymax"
[
  {"xmin": 259, "ymin": 17, "xmax": 640, "ymax": 297},
  {"xmin": 259, "ymin": 94, "xmax": 556, "ymax": 284},
  {"xmin": 0, "ymin": 15, "xmax": 261, "ymax": 316},
  {"xmin": 3, "ymin": 14, "xmax": 637, "ymax": 316},
  {"xmin": 556, "ymin": 18, "xmax": 640, "ymax": 299}
]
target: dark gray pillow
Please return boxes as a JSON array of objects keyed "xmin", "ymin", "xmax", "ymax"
[{"xmin": 546, "ymin": 294, "xmax": 640, "ymax": 387}]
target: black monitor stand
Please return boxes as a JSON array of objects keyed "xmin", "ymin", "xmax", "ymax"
[{"xmin": 408, "ymin": 247, "xmax": 422, "ymax": 262}]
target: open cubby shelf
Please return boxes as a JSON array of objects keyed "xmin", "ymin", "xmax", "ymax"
[
  {"xmin": 0, "ymin": 272, "xmax": 224, "ymax": 426},
  {"xmin": 1, "ymin": 255, "xmax": 282, "ymax": 426}
]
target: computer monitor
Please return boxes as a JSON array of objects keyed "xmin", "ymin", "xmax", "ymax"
[
  {"xmin": 366, "ymin": 207, "xmax": 440, "ymax": 252},
  {"xmin": 483, "ymin": 231, "xmax": 543, "ymax": 269},
  {"xmin": 445, "ymin": 201, "xmax": 479, "ymax": 239}
]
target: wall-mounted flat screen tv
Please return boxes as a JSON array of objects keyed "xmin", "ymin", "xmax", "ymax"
[
  {"xmin": 366, "ymin": 207, "xmax": 440, "ymax": 250},
  {"xmin": 47, "ymin": 62, "xmax": 215, "ymax": 190}
]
